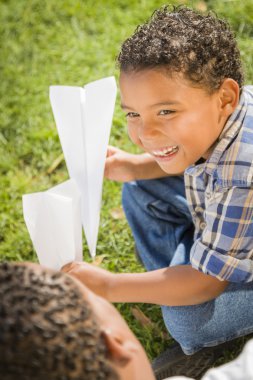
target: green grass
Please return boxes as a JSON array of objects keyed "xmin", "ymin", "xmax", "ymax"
[{"xmin": 1, "ymin": 0, "xmax": 253, "ymax": 363}]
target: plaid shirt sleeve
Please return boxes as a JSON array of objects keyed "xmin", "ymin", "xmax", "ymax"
[{"xmin": 190, "ymin": 185, "xmax": 253, "ymax": 282}]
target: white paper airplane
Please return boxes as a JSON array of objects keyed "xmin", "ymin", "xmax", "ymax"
[
  {"xmin": 49, "ymin": 76, "xmax": 117, "ymax": 257},
  {"xmin": 23, "ymin": 179, "xmax": 82, "ymax": 271}
]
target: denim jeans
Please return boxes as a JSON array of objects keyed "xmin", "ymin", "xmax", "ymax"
[{"xmin": 122, "ymin": 176, "xmax": 253, "ymax": 354}]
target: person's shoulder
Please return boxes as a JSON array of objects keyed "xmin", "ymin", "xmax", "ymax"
[
  {"xmin": 215, "ymin": 87, "xmax": 253, "ymax": 189},
  {"xmin": 244, "ymin": 85, "xmax": 253, "ymax": 116},
  {"xmin": 244, "ymin": 84, "xmax": 253, "ymax": 96}
]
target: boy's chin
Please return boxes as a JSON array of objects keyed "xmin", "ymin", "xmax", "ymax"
[{"xmin": 158, "ymin": 161, "xmax": 187, "ymax": 176}]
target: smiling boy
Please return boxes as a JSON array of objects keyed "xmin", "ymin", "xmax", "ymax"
[{"xmin": 65, "ymin": 6, "xmax": 253, "ymax": 379}]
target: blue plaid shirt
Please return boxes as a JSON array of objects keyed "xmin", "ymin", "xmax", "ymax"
[{"xmin": 185, "ymin": 86, "xmax": 253, "ymax": 283}]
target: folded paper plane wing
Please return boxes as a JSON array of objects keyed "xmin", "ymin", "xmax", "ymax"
[
  {"xmin": 49, "ymin": 76, "xmax": 117, "ymax": 257},
  {"xmin": 23, "ymin": 179, "xmax": 82, "ymax": 270}
]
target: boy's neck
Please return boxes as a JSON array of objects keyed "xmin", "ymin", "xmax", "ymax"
[{"xmin": 195, "ymin": 157, "xmax": 206, "ymax": 165}]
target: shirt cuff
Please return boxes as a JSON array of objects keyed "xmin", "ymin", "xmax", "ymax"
[{"xmin": 190, "ymin": 240, "xmax": 253, "ymax": 282}]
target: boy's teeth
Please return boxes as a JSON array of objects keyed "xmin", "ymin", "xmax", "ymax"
[{"xmin": 152, "ymin": 146, "xmax": 178, "ymax": 157}]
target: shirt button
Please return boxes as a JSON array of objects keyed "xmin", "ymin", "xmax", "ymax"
[
  {"xmin": 195, "ymin": 206, "xmax": 203, "ymax": 213},
  {"xmin": 200, "ymin": 222, "xmax": 206, "ymax": 230}
]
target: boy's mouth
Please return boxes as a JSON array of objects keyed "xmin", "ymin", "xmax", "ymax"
[{"xmin": 151, "ymin": 145, "xmax": 179, "ymax": 158}]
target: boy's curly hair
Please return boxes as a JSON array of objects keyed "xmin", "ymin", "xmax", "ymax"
[
  {"xmin": 0, "ymin": 262, "xmax": 118, "ymax": 380},
  {"xmin": 117, "ymin": 5, "xmax": 244, "ymax": 92}
]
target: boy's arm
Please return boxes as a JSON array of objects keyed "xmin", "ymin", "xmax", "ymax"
[
  {"xmin": 104, "ymin": 146, "xmax": 175, "ymax": 182},
  {"xmin": 62, "ymin": 262, "xmax": 228, "ymax": 306},
  {"xmin": 108, "ymin": 265, "xmax": 228, "ymax": 305}
]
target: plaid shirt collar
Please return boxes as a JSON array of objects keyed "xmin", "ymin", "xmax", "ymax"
[{"xmin": 186, "ymin": 87, "xmax": 249, "ymax": 176}]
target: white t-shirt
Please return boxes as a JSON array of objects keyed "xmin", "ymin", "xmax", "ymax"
[{"xmin": 164, "ymin": 339, "xmax": 253, "ymax": 380}]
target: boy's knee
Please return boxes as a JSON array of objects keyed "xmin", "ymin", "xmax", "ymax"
[
  {"xmin": 122, "ymin": 181, "xmax": 137, "ymax": 211},
  {"xmin": 122, "ymin": 180, "xmax": 152, "ymax": 211},
  {"xmin": 162, "ymin": 302, "xmax": 215, "ymax": 351}
]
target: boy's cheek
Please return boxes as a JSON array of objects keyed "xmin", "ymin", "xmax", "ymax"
[{"xmin": 127, "ymin": 127, "xmax": 141, "ymax": 147}]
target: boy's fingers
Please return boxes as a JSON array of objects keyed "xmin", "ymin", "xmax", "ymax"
[
  {"xmin": 61, "ymin": 261, "xmax": 78, "ymax": 273},
  {"xmin": 104, "ymin": 156, "xmax": 114, "ymax": 177},
  {"xmin": 61, "ymin": 263, "xmax": 72, "ymax": 272},
  {"xmin": 107, "ymin": 145, "xmax": 118, "ymax": 157},
  {"xmin": 61, "ymin": 261, "xmax": 88, "ymax": 274}
]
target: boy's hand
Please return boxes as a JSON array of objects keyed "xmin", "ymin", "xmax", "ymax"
[
  {"xmin": 61, "ymin": 261, "xmax": 112, "ymax": 300},
  {"xmin": 104, "ymin": 145, "xmax": 169, "ymax": 182},
  {"xmin": 104, "ymin": 145, "xmax": 139, "ymax": 182}
]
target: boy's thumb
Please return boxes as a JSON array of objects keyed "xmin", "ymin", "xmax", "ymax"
[{"xmin": 107, "ymin": 145, "xmax": 118, "ymax": 157}]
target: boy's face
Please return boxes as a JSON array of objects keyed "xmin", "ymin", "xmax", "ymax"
[
  {"xmin": 25, "ymin": 263, "xmax": 155, "ymax": 380},
  {"xmin": 119, "ymin": 68, "xmax": 228, "ymax": 174},
  {"xmin": 83, "ymin": 282, "xmax": 155, "ymax": 380}
]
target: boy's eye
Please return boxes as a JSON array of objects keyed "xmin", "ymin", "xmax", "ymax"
[
  {"xmin": 126, "ymin": 112, "xmax": 140, "ymax": 118},
  {"xmin": 158, "ymin": 110, "xmax": 174, "ymax": 115}
]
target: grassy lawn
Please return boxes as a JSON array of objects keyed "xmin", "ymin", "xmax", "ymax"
[{"xmin": 1, "ymin": 0, "xmax": 253, "ymax": 363}]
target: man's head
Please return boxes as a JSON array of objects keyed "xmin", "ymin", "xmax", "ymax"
[
  {"xmin": 118, "ymin": 6, "xmax": 242, "ymax": 174},
  {"xmin": 0, "ymin": 262, "xmax": 154, "ymax": 380}
]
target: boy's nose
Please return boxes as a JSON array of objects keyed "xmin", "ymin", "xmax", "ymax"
[{"xmin": 138, "ymin": 120, "xmax": 160, "ymax": 142}]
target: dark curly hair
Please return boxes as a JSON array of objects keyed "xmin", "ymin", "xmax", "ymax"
[
  {"xmin": 0, "ymin": 262, "xmax": 118, "ymax": 380},
  {"xmin": 117, "ymin": 5, "xmax": 244, "ymax": 92}
]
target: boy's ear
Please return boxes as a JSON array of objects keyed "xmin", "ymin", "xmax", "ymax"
[
  {"xmin": 102, "ymin": 329, "xmax": 139, "ymax": 367},
  {"xmin": 219, "ymin": 78, "xmax": 240, "ymax": 117}
]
